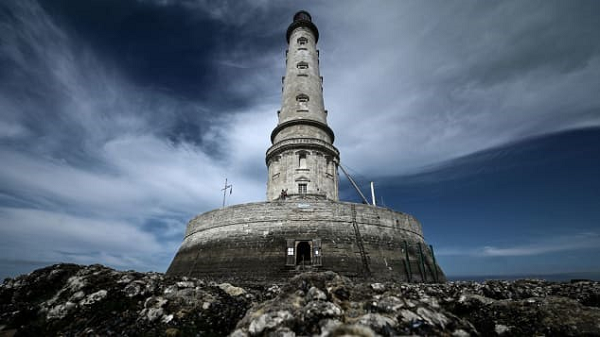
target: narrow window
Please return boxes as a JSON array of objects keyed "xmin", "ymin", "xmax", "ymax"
[
  {"xmin": 271, "ymin": 156, "xmax": 280, "ymax": 175},
  {"xmin": 299, "ymin": 153, "xmax": 307, "ymax": 168},
  {"xmin": 326, "ymin": 157, "xmax": 333, "ymax": 176},
  {"xmin": 298, "ymin": 183, "xmax": 307, "ymax": 194},
  {"xmin": 296, "ymin": 94, "xmax": 309, "ymax": 103},
  {"xmin": 313, "ymin": 238, "xmax": 322, "ymax": 266},
  {"xmin": 297, "ymin": 37, "xmax": 308, "ymax": 45},
  {"xmin": 286, "ymin": 239, "xmax": 295, "ymax": 266},
  {"xmin": 297, "ymin": 62, "xmax": 309, "ymax": 70}
]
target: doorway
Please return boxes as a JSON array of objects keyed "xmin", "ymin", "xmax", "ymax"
[{"xmin": 296, "ymin": 241, "xmax": 311, "ymax": 265}]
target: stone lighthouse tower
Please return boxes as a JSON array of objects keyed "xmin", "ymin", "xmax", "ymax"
[
  {"xmin": 266, "ymin": 11, "xmax": 339, "ymax": 201},
  {"xmin": 167, "ymin": 11, "xmax": 446, "ymax": 283}
]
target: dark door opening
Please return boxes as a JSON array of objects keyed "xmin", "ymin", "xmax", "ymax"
[{"xmin": 296, "ymin": 241, "xmax": 311, "ymax": 265}]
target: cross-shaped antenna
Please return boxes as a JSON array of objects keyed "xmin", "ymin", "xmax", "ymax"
[{"xmin": 221, "ymin": 178, "xmax": 232, "ymax": 208}]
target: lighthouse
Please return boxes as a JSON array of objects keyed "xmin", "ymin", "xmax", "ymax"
[
  {"xmin": 266, "ymin": 11, "xmax": 340, "ymax": 201},
  {"xmin": 166, "ymin": 11, "xmax": 446, "ymax": 283}
]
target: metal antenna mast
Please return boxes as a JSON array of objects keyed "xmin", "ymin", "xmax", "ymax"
[
  {"xmin": 221, "ymin": 178, "xmax": 232, "ymax": 208},
  {"xmin": 338, "ymin": 164, "xmax": 370, "ymax": 205},
  {"xmin": 370, "ymin": 181, "xmax": 376, "ymax": 206}
]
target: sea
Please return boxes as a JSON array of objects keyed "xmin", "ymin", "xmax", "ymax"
[{"xmin": 448, "ymin": 271, "xmax": 600, "ymax": 283}]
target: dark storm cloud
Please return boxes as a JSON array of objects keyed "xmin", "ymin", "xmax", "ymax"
[
  {"xmin": 40, "ymin": 0, "xmax": 290, "ymax": 109},
  {"xmin": 40, "ymin": 0, "xmax": 227, "ymax": 101},
  {"xmin": 460, "ymin": 2, "xmax": 599, "ymax": 87}
]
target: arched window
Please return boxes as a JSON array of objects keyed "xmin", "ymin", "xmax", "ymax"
[
  {"xmin": 297, "ymin": 62, "xmax": 309, "ymax": 70},
  {"xmin": 297, "ymin": 37, "xmax": 308, "ymax": 45},
  {"xmin": 296, "ymin": 94, "xmax": 309, "ymax": 103},
  {"xmin": 299, "ymin": 153, "xmax": 307, "ymax": 168}
]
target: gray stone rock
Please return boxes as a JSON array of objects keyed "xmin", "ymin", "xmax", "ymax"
[
  {"xmin": 123, "ymin": 282, "xmax": 141, "ymax": 298},
  {"xmin": 416, "ymin": 306, "xmax": 449, "ymax": 328},
  {"xmin": 1, "ymin": 265, "xmax": 599, "ymax": 337},
  {"xmin": 46, "ymin": 301, "xmax": 76, "ymax": 320},
  {"xmin": 324, "ymin": 324, "xmax": 376, "ymax": 337},
  {"xmin": 303, "ymin": 301, "xmax": 343, "ymax": 321},
  {"xmin": 80, "ymin": 289, "xmax": 107, "ymax": 306},
  {"xmin": 140, "ymin": 296, "xmax": 168, "ymax": 322},
  {"xmin": 355, "ymin": 313, "xmax": 397, "ymax": 332},
  {"xmin": 248, "ymin": 310, "xmax": 294, "ymax": 335},
  {"xmin": 219, "ymin": 283, "xmax": 247, "ymax": 297},
  {"xmin": 495, "ymin": 323, "xmax": 510, "ymax": 335},
  {"xmin": 306, "ymin": 286, "xmax": 327, "ymax": 301},
  {"xmin": 370, "ymin": 283, "xmax": 385, "ymax": 293},
  {"xmin": 373, "ymin": 295, "xmax": 404, "ymax": 313},
  {"xmin": 452, "ymin": 328, "xmax": 471, "ymax": 337}
]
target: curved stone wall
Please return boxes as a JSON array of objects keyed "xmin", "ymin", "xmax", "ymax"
[{"xmin": 167, "ymin": 200, "xmax": 445, "ymax": 283}]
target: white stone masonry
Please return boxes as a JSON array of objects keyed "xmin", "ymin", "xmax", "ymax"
[{"xmin": 266, "ymin": 12, "xmax": 340, "ymax": 201}]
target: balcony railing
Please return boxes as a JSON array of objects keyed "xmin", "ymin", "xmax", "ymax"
[{"xmin": 266, "ymin": 137, "xmax": 339, "ymax": 159}]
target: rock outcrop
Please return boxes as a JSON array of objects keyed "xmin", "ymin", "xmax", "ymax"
[{"xmin": 1, "ymin": 264, "xmax": 599, "ymax": 336}]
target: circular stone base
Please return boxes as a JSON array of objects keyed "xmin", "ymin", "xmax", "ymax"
[{"xmin": 166, "ymin": 200, "xmax": 445, "ymax": 283}]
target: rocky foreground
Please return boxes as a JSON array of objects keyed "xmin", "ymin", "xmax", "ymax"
[{"xmin": 1, "ymin": 264, "xmax": 599, "ymax": 336}]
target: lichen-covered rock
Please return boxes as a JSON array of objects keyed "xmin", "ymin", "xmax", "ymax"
[
  {"xmin": 1, "ymin": 264, "xmax": 599, "ymax": 336},
  {"xmin": 219, "ymin": 283, "xmax": 247, "ymax": 297},
  {"xmin": 303, "ymin": 301, "xmax": 343, "ymax": 321},
  {"xmin": 248, "ymin": 310, "xmax": 294, "ymax": 335},
  {"xmin": 306, "ymin": 286, "xmax": 328, "ymax": 302},
  {"xmin": 0, "ymin": 263, "xmax": 253, "ymax": 336}
]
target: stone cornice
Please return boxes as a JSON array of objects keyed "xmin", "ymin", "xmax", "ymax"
[
  {"xmin": 266, "ymin": 137, "xmax": 339, "ymax": 164},
  {"xmin": 270, "ymin": 119, "xmax": 335, "ymax": 143},
  {"xmin": 286, "ymin": 20, "xmax": 319, "ymax": 43}
]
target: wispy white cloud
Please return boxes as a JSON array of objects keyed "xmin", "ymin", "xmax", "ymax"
[
  {"xmin": 481, "ymin": 232, "xmax": 600, "ymax": 257},
  {"xmin": 437, "ymin": 232, "xmax": 600, "ymax": 257},
  {"xmin": 0, "ymin": 0, "xmax": 268, "ymax": 273},
  {"xmin": 138, "ymin": 0, "xmax": 276, "ymax": 27},
  {"xmin": 319, "ymin": 1, "xmax": 600, "ymax": 176},
  {"xmin": 0, "ymin": 207, "xmax": 167, "ymax": 270},
  {"xmin": 0, "ymin": 120, "xmax": 28, "ymax": 139}
]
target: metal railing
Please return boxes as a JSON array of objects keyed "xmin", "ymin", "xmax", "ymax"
[{"xmin": 266, "ymin": 137, "xmax": 339, "ymax": 160}]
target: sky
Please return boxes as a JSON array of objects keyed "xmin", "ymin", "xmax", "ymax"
[{"xmin": 1, "ymin": 0, "xmax": 599, "ymax": 280}]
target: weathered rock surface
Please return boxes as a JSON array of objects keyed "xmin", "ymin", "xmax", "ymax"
[
  {"xmin": 1, "ymin": 264, "xmax": 599, "ymax": 336},
  {"xmin": 0, "ymin": 264, "xmax": 252, "ymax": 336}
]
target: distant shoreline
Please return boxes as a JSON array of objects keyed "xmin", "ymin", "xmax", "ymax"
[{"xmin": 448, "ymin": 271, "xmax": 600, "ymax": 282}]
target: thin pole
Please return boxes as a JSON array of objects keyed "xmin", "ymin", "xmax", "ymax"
[
  {"xmin": 339, "ymin": 164, "xmax": 370, "ymax": 204},
  {"xmin": 221, "ymin": 178, "xmax": 232, "ymax": 208},
  {"xmin": 370, "ymin": 181, "xmax": 376, "ymax": 206},
  {"xmin": 417, "ymin": 242, "xmax": 426, "ymax": 282},
  {"xmin": 430, "ymin": 245, "xmax": 439, "ymax": 283},
  {"xmin": 404, "ymin": 240, "xmax": 412, "ymax": 283}
]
